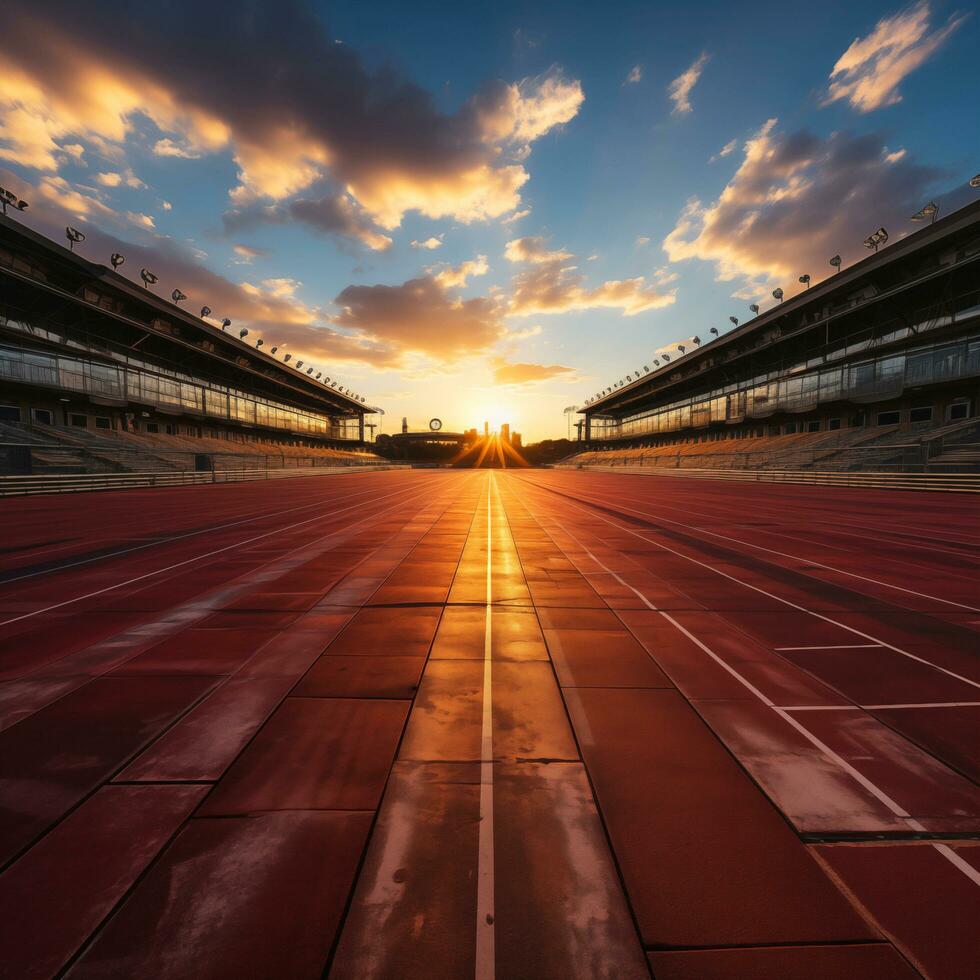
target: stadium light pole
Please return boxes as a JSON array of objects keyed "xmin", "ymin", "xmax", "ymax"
[
  {"xmin": 772, "ymin": 288, "xmax": 783, "ymax": 302},
  {"xmin": 171, "ymin": 288, "xmax": 187, "ymax": 303},
  {"xmin": 111, "ymin": 253, "xmax": 125, "ymax": 270},
  {"xmin": 0, "ymin": 187, "xmax": 29, "ymax": 215},
  {"xmin": 730, "ymin": 315, "xmax": 740, "ymax": 327},
  {"xmin": 829, "ymin": 254, "xmax": 842, "ymax": 274},
  {"xmin": 140, "ymin": 268, "xmax": 159, "ymax": 289},
  {"xmin": 799, "ymin": 274, "xmax": 810, "ymax": 288},
  {"xmin": 971, "ymin": 174, "xmax": 980, "ymax": 188},
  {"xmin": 200, "ymin": 306, "xmax": 211, "ymax": 318},
  {"xmin": 256, "ymin": 339, "xmax": 264, "ymax": 348},
  {"xmin": 910, "ymin": 201, "xmax": 939, "ymax": 224},
  {"xmin": 66, "ymin": 227, "xmax": 86, "ymax": 251},
  {"xmin": 221, "ymin": 318, "xmax": 231, "ymax": 330},
  {"xmin": 749, "ymin": 304, "xmax": 759, "ymax": 315},
  {"xmin": 239, "ymin": 328, "xmax": 249, "ymax": 339},
  {"xmin": 710, "ymin": 328, "xmax": 719, "ymax": 336},
  {"xmin": 283, "ymin": 353, "xmax": 292, "ymax": 362}
]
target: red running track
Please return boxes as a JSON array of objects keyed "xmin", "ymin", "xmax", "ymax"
[{"xmin": 0, "ymin": 469, "xmax": 977, "ymax": 978}]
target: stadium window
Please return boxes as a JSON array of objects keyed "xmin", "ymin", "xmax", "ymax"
[
  {"xmin": 948, "ymin": 401, "xmax": 970, "ymax": 421},
  {"xmin": 95, "ymin": 416, "xmax": 111, "ymax": 430},
  {"xmin": 69, "ymin": 413, "xmax": 87, "ymax": 428},
  {"xmin": 909, "ymin": 406, "xmax": 933, "ymax": 424},
  {"xmin": 875, "ymin": 411, "xmax": 901, "ymax": 426},
  {"xmin": 0, "ymin": 405, "xmax": 20, "ymax": 422},
  {"xmin": 145, "ymin": 422, "xmax": 159, "ymax": 433},
  {"xmin": 828, "ymin": 418, "xmax": 842, "ymax": 430},
  {"xmin": 32, "ymin": 408, "xmax": 53, "ymax": 425},
  {"xmin": 806, "ymin": 421, "xmax": 820, "ymax": 432}
]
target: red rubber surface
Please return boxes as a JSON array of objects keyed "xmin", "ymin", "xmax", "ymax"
[{"xmin": 0, "ymin": 469, "xmax": 976, "ymax": 977}]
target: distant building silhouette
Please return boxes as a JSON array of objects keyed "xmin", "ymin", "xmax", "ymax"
[{"xmin": 500, "ymin": 423, "xmax": 510, "ymax": 445}]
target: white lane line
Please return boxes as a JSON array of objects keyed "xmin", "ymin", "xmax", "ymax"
[
  {"xmin": 518, "ymin": 478, "xmax": 980, "ymax": 692},
  {"xmin": 779, "ymin": 701, "xmax": 980, "ymax": 711},
  {"xmin": 475, "ymin": 474, "xmax": 495, "ymax": 980},
  {"xmin": 0, "ymin": 482, "xmax": 425, "ymax": 629},
  {"xmin": 525, "ymin": 500, "xmax": 980, "ymax": 889},
  {"xmin": 0, "ymin": 478, "xmax": 402, "ymax": 587},
  {"xmin": 536, "ymin": 479, "xmax": 980, "ymax": 612},
  {"xmin": 776, "ymin": 644, "xmax": 884, "ymax": 651}
]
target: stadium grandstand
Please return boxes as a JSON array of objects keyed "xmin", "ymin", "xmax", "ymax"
[
  {"xmin": 568, "ymin": 199, "xmax": 980, "ymax": 477},
  {"xmin": 0, "ymin": 213, "xmax": 384, "ymax": 479}
]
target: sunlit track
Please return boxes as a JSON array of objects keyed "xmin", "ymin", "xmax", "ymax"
[
  {"xmin": 0, "ymin": 475, "xmax": 445, "ymax": 628},
  {"xmin": 0, "ymin": 474, "xmax": 423, "ymax": 585},
  {"xmin": 1, "ymin": 470, "xmax": 978, "ymax": 979},
  {"xmin": 516, "ymin": 473, "xmax": 980, "ymax": 608},
  {"xmin": 503, "ymin": 477, "xmax": 980, "ymax": 892},
  {"xmin": 511, "ymin": 474, "xmax": 980, "ymax": 688}
]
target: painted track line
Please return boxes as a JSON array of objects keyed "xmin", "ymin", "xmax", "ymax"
[
  {"xmin": 515, "ymin": 476, "xmax": 980, "ymax": 691},
  {"xmin": 476, "ymin": 474, "xmax": 495, "ymax": 980},
  {"xmin": 0, "ymin": 481, "xmax": 426, "ymax": 629},
  {"xmin": 527, "ymin": 477, "xmax": 980, "ymax": 613},
  {"xmin": 512, "ymin": 483, "xmax": 980, "ymax": 890}
]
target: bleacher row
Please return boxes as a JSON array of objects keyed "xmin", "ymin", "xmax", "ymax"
[
  {"xmin": 0, "ymin": 421, "xmax": 384, "ymax": 475},
  {"xmin": 565, "ymin": 420, "xmax": 980, "ymax": 473}
]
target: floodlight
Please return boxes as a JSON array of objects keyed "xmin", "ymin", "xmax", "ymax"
[
  {"xmin": 221, "ymin": 318, "xmax": 231, "ymax": 329},
  {"xmin": 284, "ymin": 353, "xmax": 292, "ymax": 362},
  {"xmin": 730, "ymin": 315, "xmax": 740, "ymax": 326},
  {"xmin": 0, "ymin": 186, "xmax": 29, "ymax": 214},
  {"xmin": 692, "ymin": 336, "xmax": 701, "ymax": 345},
  {"xmin": 863, "ymin": 227, "xmax": 888, "ymax": 251},
  {"xmin": 270, "ymin": 346, "xmax": 278, "ymax": 354},
  {"xmin": 644, "ymin": 365, "xmax": 649, "ymax": 372},
  {"xmin": 139, "ymin": 267, "xmax": 159, "ymax": 287},
  {"xmin": 662, "ymin": 353, "xmax": 671, "ymax": 362},
  {"xmin": 677, "ymin": 345, "xmax": 686, "ymax": 353},
  {"xmin": 110, "ymin": 253, "xmax": 125, "ymax": 269},
  {"xmin": 200, "ymin": 306, "xmax": 212, "ymax": 318},
  {"xmin": 256, "ymin": 339, "xmax": 264, "ymax": 348},
  {"xmin": 239, "ymin": 328, "xmax": 249, "ymax": 339},
  {"xmin": 316, "ymin": 372, "xmax": 321, "ymax": 379},
  {"xmin": 799, "ymin": 274, "xmax": 810, "ymax": 287},
  {"xmin": 749, "ymin": 304, "xmax": 760, "ymax": 314},
  {"xmin": 324, "ymin": 377, "xmax": 330, "ymax": 382},
  {"xmin": 772, "ymin": 288, "xmax": 783, "ymax": 301},
  {"xmin": 296, "ymin": 360, "xmax": 304, "ymax": 369},
  {"xmin": 306, "ymin": 367, "xmax": 313, "ymax": 374},
  {"xmin": 970, "ymin": 174, "xmax": 980, "ymax": 188},
  {"xmin": 66, "ymin": 226, "xmax": 86, "ymax": 250},
  {"xmin": 829, "ymin": 254, "xmax": 841, "ymax": 271},
  {"xmin": 910, "ymin": 201, "xmax": 938, "ymax": 223},
  {"xmin": 171, "ymin": 288, "xmax": 187, "ymax": 303},
  {"xmin": 710, "ymin": 327, "xmax": 719, "ymax": 336}
]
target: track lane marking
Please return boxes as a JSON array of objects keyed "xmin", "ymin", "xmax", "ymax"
[
  {"xmin": 476, "ymin": 473, "xmax": 495, "ymax": 980},
  {"xmin": 0, "ymin": 481, "xmax": 432, "ymax": 629},
  {"xmin": 523, "ymin": 476, "xmax": 980, "ymax": 612},
  {"xmin": 514, "ymin": 476, "xmax": 980, "ymax": 692},
  {"xmin": 776, "ymin": 644, "xmax": 884, "ymax": 651},
  {"xmin": 509, "ymin": 479, "xmax": 980, "ymax": 889}
]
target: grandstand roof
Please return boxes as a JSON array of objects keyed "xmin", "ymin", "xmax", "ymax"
[
  {"xmin": 0, "ymin": 214, "xmax": 377, "ymax": 417},
  {"xmin": 583, "ymin": 198, "xmax": 980, "ymax": 419}
]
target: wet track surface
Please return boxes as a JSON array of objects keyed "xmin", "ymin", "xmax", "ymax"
[{"xmin": 0, "ymin": 469, "xmax": 977, "ymax": 978}]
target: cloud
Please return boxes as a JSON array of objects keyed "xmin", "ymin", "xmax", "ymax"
[
  {"xmin": 232, "ymin": 243, "xmax": 267, "ymax": 264},
  {"xmin": 624, "ymin": 65, "xmax": 642, "ymax": 85},
  {"xmin": 432, "ymin": 255, "xmax": 489, "ymax": 289},
  {"xmin": 506, "ymin": 235, "xmax": 677, "ymax": 317},
  {"xmin": 501, "ymin": 207, "xmax": 531, "ymax": 224},
  {"xmin": 710, "ymin": 138, "xmax": 738, "ymax": 162},
  {"xmin": 125, "ymin": 211, "xmax": 155, "ymax": 229},
  {"xmin": 668, "ymin": 52, "xmax": 709, "ymax": 115},
  {"xmin": 662, "ymin": 119, "xmax": 941, "ymax": 293},
  {"xmin": 824, "ymin": 2, "xmax": 967, "ymax": 113},
  {"xmin": 635, "ymin": 235, "xmax": 650, "ymax": 247},
  {"xmin": 411, "ymin": 235, "xmax": 444, "ymax": 250},
  {"xmin": 224, "ymin": 192, "xmax": 392, "ymax": 251},
  {"xmin": 152, "ymin": 138, "xmax": 202, "ymax": 159},
  {"xmin": 96, "ymin": 168, "xmax": 145, "ymax": 189},
  {"xmin": 493, "ymin": 358, "xmax": 576, "ymax": 385},
  {"xmin": 0, "ymin": 2, "xmax": 583, "ymax": 232},
  {"xmin": 333, "ymin": 273, "xmax": 505, "ymax": 359},
  {"xmin": 504, "ymin": 236, "xmax": 573, "ymax": 264}
]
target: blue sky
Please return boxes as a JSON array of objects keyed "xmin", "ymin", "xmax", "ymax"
[{"xmin": 1, "ymin": 1, "xmax": 976, "ymax": 439}]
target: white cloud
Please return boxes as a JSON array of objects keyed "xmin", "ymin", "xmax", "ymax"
[
  {"xmin": 433, "ymin": 255, "xmax": 489, "ymax": 289},
  {"xmin": 501, "ymin": 207, "xmax": 531, "ymax": 225},
  {"xmin": 625, "ymin": 65, "xmax": 642, "ymax": 85},
  {"xmin": 824, "ymin": 2, "xmax": 967, "ymax": 112},
  {"xmin": 410, "ymin": 235, "xmax": 444, "ymax": 250},
  {"xmin": 635, "ymin": 235, "xmax": 650, "ymax": 247},
  {"xmin": 710, "ymin": 138, "xmax": 738, "ymax": 162},
  {"xmin": 668, "ymin": 52, "xmax": 710, "ymax": 115},
  {"xmin": 152, "ymin": 138, "xmax": 203, "ymax": 159}
]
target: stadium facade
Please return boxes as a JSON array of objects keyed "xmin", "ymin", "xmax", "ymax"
[
  {"xmin": 0, "ymin": 215, "xmax": 373, "ymax": 456},
  {"xmin": 580, "ymin": 200, "xmax": 980, "ymax": 448}
]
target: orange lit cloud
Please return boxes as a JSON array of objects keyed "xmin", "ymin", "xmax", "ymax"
[
  {"xmin": 0, "ymin": 2, "xmax": 583, "ymax": 236},
  {"xmin": 506, "ymin": 237, "xmax": 676, "ymax": 316},
  {"xmin": 662, "ymin": 120, "xmax": 940, "ymax": 295},
  {"xmin": 824, "ymin": 2, "xmax": 967, "ymax": 113},
  {"xmin": 668, "ymin": 52, "xmax": 710, "ymax": 115},
  {"xmin": 492, "ymin": 359, "xmax": 577, "ymax": 385}
]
